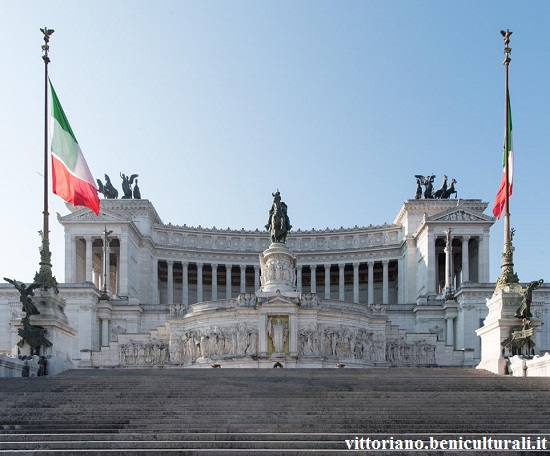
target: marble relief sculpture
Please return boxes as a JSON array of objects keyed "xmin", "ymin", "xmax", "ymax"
[{"xmin": 268, "ymin": 316, "xmax": 288, "ymax": 353}]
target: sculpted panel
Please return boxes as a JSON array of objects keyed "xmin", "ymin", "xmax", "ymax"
[
  {"xmin": 119, "ymin": 338, "xmax": 170, "ymax": 366},
  {"xmin": 297, "ymin": 324, "xmax": 385, "ymax": 363},
  {"xmin": 167, "ymin": 324, "xmax": 259, "ymax": 364},
  {"xmin": 386, "ymin": 339, "xmax": 436, "ymax": 366}
]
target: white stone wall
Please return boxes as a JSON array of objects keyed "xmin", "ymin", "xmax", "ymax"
[{"xmin": 6, "ymin": 197, "xmax": 550, "ymax": 374}]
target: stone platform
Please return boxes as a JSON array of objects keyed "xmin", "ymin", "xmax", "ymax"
[{"xmin": 0, "ymin": 368, "xmax": 549, "ymax": 454}]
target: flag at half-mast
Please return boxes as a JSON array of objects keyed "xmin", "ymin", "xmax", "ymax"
[
  {"xmin": 50, "ymin": 81, "xmax": 100, "ymax": 215},
  {"xmin": 492, "ymin": 88, "xmax": 513, "ymax": 219}
]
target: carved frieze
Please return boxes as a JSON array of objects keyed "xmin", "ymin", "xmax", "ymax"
[
  {"xmin": 386, "ymin": 338, "xmax": 436, "ymax": 366},
  {"xmin": 118, "ymin": 338, "xmax": 170, "ymax": 366},
  {"xmin": 167, "ymin": 324, "xmax": 258, "ymax": 364},
  {"xmin": 297, "ymin": 324, "xmax": 385, "ymax": 362}
]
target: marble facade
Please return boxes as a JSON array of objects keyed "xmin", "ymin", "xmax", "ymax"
[{"xmin": 1, "ymin": 197, "xmax": 549, "ymax": 371}]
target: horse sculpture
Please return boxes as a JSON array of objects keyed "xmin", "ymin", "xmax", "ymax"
[
  {"xmin": 97, "ymin": 174, "xmax": 119, "ymax": 199},
  {"xmin": 433, "ymin": 175, "xmax": 448, "ymax": 199},
  {"xmin": 442, "ymin": 178, "xmax": 457, "ymax": 199},
  {"xmin": 265, "ymin": 190, "xmax": 291, "ymax": 244},
  {"xmin": 414, "ymin": 174, "xmax": 458, "ymax": 199}
]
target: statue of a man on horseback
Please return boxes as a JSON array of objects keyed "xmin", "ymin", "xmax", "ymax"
[{"xmin": 265, "ymin": 190, "xmax": 292, "ymax": 244}]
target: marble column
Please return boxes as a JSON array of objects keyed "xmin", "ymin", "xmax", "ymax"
[
  {"xmin": 211, "ymin": 264, "xmax": 218, "ymax": 301},
  {"xmin": 65, "ymin": 235, "xmax": 76, "ymax": 283},
  {"xmin": 324, "ymin": 264, "xmax": 331, "ymax": 299},
  {"xmin": 446, "ymin": 317, "xmax": 454, "ymax": 347},
  {"xmin": 240, "ymin": 265, "xmax": 246, "ymax": 293},
  {"xmin": 444, "ymin": 231, "xmax": 453, "ymax": 293},
  {"xmin": 182, "ymin": 262, "xmax": 189, "ymax": 305},
  {"xmin": 118, "ymin": 233, "xmax": 128, "ymax": 296},
  {"xmin": 151, "ymin": 258, "xmax": 158, "ymax": 304},
  {"xmin": 382, "ymin": 260, "xmax": 389, "ymax": 305},
  {"xmin": 427, "ymin": 231, "xmax": 437, "ymax": 293},
  {"xmin": 101, "ymin": 318, "xmax": 109, "ymax": 347},
  {"xmin": 93, "ymin": 266, "xmax": 100, "ymax": 289},
  {"xmin": 310, "ymin": 265, "xmax": 317, "ymax": 293},
  {"xmin": 296, "ymin": 265, "xmax": 303, "ymax": 292},
  {"xmin": 461, "ymin": 236, "xmax": 470, "ymax": 283},
  {"xmin": 254, "ymin": 265, "xmax": 260, "ymax": 292},
  {"xmin": 338, "ymin": 263, "xmax": 345, "ymax": 301},
  {"xmin": 84, "ymin": 236, "xmax": 93, "ymax": 282},
  {"xmin": 167, "ymin": 260, "xmax": 174, "ymax": 304},
  {"xmin": 367, "ymin": 261, "xmax": 374, "ymax": 305},
  {"xmin": 353, "ymin": 262, "xmax": 359, "ymax": 303},
  {"xmin": 479, "ymin": 232, "xmax": 490, "ymax": 283},
  {"xmin": 197, "ymin": 263, "xmax": 203, "ymax": 303},
  {"xmin": 226, "ymin": 264, "xmax": 232, "ymax": 299},
  {"xmin": 397, "ymin": 257, "xmax": 404, "ymax": 305},
  {"xmin": 105, "ymin": 242, "xmax": 112, "ymax": 295},
  {"xmin": 110, "ymin": 265, "xmax": 117, "ymax": 297}
]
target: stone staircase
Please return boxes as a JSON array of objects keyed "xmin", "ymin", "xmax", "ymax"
[{"xmin": 0, "ymin": 367, "xmax": 549, "ymax": 455}]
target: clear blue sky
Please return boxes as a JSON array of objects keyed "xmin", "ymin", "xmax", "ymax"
[{"xmin": 1, "ymin": 1, "xmax": 547, "ymax": 285}]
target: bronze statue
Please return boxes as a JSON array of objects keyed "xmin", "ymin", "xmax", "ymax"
[
  {"xmin": 120, "ymin": 173, "xmax": 138, "ymax": 199},
  {"xmin": 414, "ymin": 174, "xmax": 458, "ymax": 200},
  {"xmin": 265, "ymin": 190, "xmax": 292, "ymax": 243},
  {"xmin": 515, "ymin": 279, "xmax": 544, "ymax": 320},
  {"xmin": 17, "ymin": 317, "xmax": 52, "ymax": 353},
  {"xmin": 97, "ymin": 174, "xmax": 119, "ymax": 199},
  {"xmin": 4, "ymin": 278, "xmax": 52, "ymax": 356},
  {"xmin": 3, "ymin": 278, "xmax": 42, "ymax": 316},
  {"xmin": 133, "ymin": 179, "xmax": 141, "ymax": 199},
  {"xmin": 442, "ymin": 178, "xmax": 458, "ymax": 199},
  {"xmin": 415, "ymin": 179, "xmax": 422, "ymax": 200},
  {"xmin": 414, "ymin": 174, "xmax": 436, "ymax": 199},
  {"xmin": 433, "ymin": 175, "xmax": 448, "ymax": 199}
]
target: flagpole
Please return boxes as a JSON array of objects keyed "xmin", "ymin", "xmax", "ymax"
[
  {"xmin": 496, "ymin": 29, "xmax": 518, "ymax": 289},
  {"xmin": 35, "ymin": 27, "xmax": 58, "ymax": 291},
  {"xmin": 503, "ymin": 30, "xmax": 511, "ymax": 220}
]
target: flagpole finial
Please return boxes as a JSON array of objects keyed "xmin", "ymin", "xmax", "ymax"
[
  {"xmin": 501, "ymin": 29, "xmax": 512, "ymax": 66},
  {"xmin": 40, "ymin": 27, "xmax": 54, "ymax": 64}
]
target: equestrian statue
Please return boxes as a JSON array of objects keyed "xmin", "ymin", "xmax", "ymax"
[{"xmin": 265, "ymin": 190, "xmax": 292, "ymax": 244}]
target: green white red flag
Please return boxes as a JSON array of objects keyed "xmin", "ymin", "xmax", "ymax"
[
  {"xmin": 50, "ymin": 81, "xmax": 100, "ymax": 215},
  {"xmin": 492, "ymin": 89, "xmax": 513, "ymax": 219}
]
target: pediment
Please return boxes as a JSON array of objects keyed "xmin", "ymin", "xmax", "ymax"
[
  {"xmin": 428, "ymin": 208, "xmax": 493, "ymax": 223},
  {"xmin": 58, "ymin": 208, "xmax": 129, "ymax": 224},
  {"xmin": 256, "ymin": 291, "xmax": 301, "ymax": 308}
]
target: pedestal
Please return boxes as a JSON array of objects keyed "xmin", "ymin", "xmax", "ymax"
[
  {"xmin": 26, "ymin": 289, "xmax": 77, "ymax": 375},
  {"xmin": 259, "ymin": 243, "xmax": 297, "ymax": 293},
  {"xmin": 476, "ymin": 285, "xmax": 522, "ymax": 375}
]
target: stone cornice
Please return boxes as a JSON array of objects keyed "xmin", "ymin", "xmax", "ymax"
[
  {"xmin": 59, "ymin": 199, "xmax": 163, "ymax": 225},
  {"xmin": 153, "ymin": 226, "xmax": 403, "ymax": 255},
  {"xmin": 394, "ymin": 199, "xmax": 489, "ymax": 225},
  {"xmin": 153, "ymin": 246, "xmax": 404, "ymax": 265}
]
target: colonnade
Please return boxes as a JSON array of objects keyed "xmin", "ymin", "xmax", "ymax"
[
  {"xmin": 65, "ymin": 230, "xmax": 490, "ymax": 309},
  {"xmin": 66, "ymin": 235, "xmax": 125, "ymax": 296},
  {"xmin": 430, "ymin": 234, "xmax": 488, "ymax": 294},
  {"xmin": 154, "ymin": 259, "xmax": 399, "ymax": 306}
]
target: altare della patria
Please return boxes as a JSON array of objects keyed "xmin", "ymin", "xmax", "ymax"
[{"xmin": 1, "ymin": 172, "xmax": 548, "ymax": 376}]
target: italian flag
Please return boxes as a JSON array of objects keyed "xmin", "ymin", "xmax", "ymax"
[
  {"xmin": 492, "ymin": 89, "xmax": 513, "ymax": 219},
  {"xmin": 50, "ymin": 81, "xmax": 100, "ymax": 215}
]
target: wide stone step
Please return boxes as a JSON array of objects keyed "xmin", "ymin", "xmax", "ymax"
[
  {"xmin": 0, "ymin": 367, "xmax": 548, "ymax": 455},
  {"xmin": 0, "ymin": 432, "xmax": 545, "ymax": 455}
]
